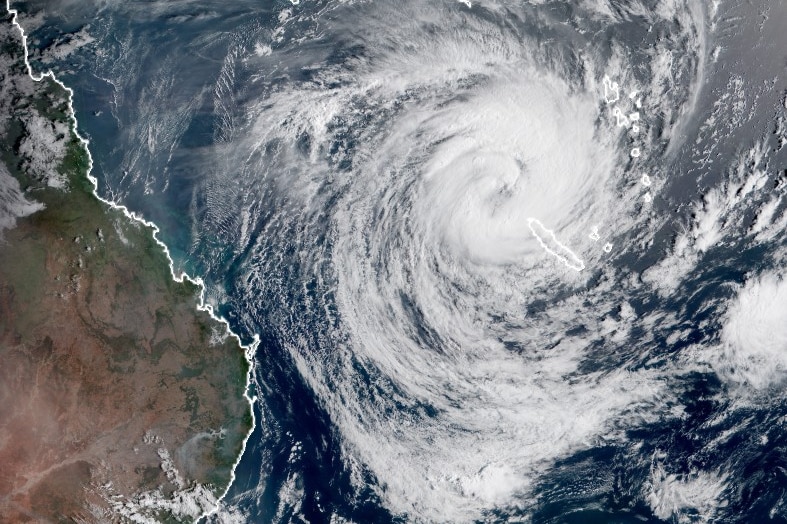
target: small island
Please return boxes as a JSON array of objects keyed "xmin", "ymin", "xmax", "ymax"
[{"xmin": 0, "ymin": 10, "xmax": 252, "ymax": 522}]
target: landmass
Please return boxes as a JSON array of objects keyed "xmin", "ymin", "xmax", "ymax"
[{"xmin": 0, "ymin": 11, "xmax": 252, "ymax": 522}]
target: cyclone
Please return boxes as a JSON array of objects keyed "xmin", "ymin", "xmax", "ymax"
[{"xmin": 190, "ymin": 1, "xmax": 704, "ymax": 520}]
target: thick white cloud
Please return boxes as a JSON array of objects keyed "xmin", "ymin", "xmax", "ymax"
[
  {"xmin": 718, "ymin": 272, "xmax": 787, "ymax": 390},
  {"xmin": 646, "ymin": 460, "xmax": 728, "ymax": 522},
  {"xmin": 225, "ymin": 1, "xmax": 705, "ymax": 519},
  {"xmin": 0, "ymin": 162, "xmax": 43, "ymax": 238}
]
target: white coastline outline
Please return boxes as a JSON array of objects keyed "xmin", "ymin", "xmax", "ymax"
[
  {"xmin": 602, "ymin": 75, "xmax": 620, "ymax": 104},
  {"xmin": 5, "ymin": 3, "xmax": 258, "ymax": 521},
  {"xmin": 527, "ymin": 217, "xmax": 585, "ymax": 272}
]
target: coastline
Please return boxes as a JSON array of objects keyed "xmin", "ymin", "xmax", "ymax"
[{"xmin": 4, "ymin": 1, "xmax": 258, "ymax": 521}]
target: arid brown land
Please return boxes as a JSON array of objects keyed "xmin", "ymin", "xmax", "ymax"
[{"xmin": 0, "ymin": 11, "xmax": 252, "ymax": 522}]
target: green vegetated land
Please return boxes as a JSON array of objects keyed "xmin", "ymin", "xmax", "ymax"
[{"xmin": 0, "ymin": 12, "xmax": 251, "ymax": 523}]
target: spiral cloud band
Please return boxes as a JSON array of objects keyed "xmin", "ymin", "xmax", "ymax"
[{"xmin": 196, "ymin": 1, "xmax": 706, "ymax": 519}]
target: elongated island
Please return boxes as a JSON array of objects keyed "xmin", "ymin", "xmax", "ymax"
[{"xmin": 0, "ymin": 10, "xmax": 252, "ymax": 522}]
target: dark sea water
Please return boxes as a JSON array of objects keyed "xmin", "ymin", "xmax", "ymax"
[{"xmin": 12, "ymin": 0, "xmax": 787, "ymax": 522}]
